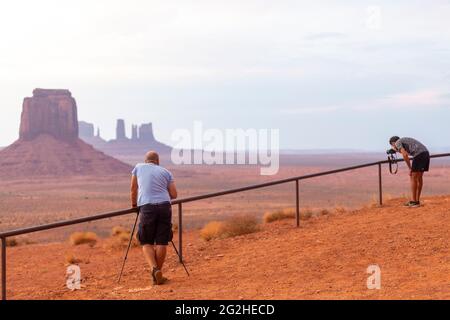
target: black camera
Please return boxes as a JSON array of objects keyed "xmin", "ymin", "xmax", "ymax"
[
  {"xmin": 386, "ymin": 148, "xmax": 396, "ymax": 155},
  {"xmin": 386, "ymin": 148, "xmax": 398, "ymax": 174}
]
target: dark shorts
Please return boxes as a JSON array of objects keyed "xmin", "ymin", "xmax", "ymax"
[
  {"xmin": 137, "ymin": 202, "xmax": 172, "ymax": 246},
  {"xmin": 412, "ymin": 151, "xmax": 430, "ymax": 172}
]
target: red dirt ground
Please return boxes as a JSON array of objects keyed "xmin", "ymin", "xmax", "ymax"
[{"xmin": 4, "ymin": 196, "xmax": 449, "ymax": 300}]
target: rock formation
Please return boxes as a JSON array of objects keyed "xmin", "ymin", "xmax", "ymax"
[
  {"xmin": 131, "ymin": 125, "xmax": 138, "ymax": 141},
  {"xmin": 0, "ymin": 89, "xmax": 132, "ymax": 178},
  {"xmin": 77, "ymin": 119, "xmax": 172, "ymax": 160},
  {"xmin": 78, "ymin": 121, "xmax": 107, "ymax": 147},
  {"xmin": 116, "ymin": 119, "xmax": 127, "ymax": 141},
  {"xmin": 19, "ymin": 89, "xmax": 79, "ymax": 141},
  {"xmin": 79, "ymin": 121, "xmax": 95, "ymax": 139},
  {"xmin": 139, "ymin": 123, "xmax": 156, "ymax": 142}
]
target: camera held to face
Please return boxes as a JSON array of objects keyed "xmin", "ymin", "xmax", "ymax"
[{"xmin": 386, "ymin": 148, "xmax": 396, "ymax": 155}]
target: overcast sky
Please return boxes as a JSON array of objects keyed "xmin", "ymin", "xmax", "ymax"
[{"xmin": 1, "ymin": 0, "xmax": 449, "ymax": 150}]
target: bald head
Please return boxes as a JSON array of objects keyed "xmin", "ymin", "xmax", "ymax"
[{"xmin": 145, "ymin": 151, "xmax": 160, "ymax": 165}]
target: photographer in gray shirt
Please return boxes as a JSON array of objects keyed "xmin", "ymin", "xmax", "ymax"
[{"xmin": 389, "ymin": 136, "xmax": 430, "ymax": 208}]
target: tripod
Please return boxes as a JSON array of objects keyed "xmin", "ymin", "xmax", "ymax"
[{"xmin": 117, "ymin": 209, "xmax": 190, "ymax": 284}]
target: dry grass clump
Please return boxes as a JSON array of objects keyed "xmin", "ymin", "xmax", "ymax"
[
  {"xmin": 200, "ymin": 216, "xmax": 260, "ymax": 241},
  {"xmin": 221, "ymin": 215, "xmax": 260, "ymax": 238},
  {"xmin": 264, "ymin": 207, "xmax": 332, "ymax": 224},
  {"xmin": 334, "ymin": 206, "xmax": 347, "ymax": 214},
  {"xmin": 300, "ymin": 208, "xmax": 314, "ymax": 220},
  {"xmin": 4, "ymin": 237, "xmax": 36, "ymax": 247},
  {"xmin": 5, "ymin": 238, "xmax": 19, "ymax": 247},
  {"xmin": 200, "ymin": 221, "xmax": 224, "ymax": 241},
  {"xmin": 69, "ymin": 232, "xmax": 98, "ymax": 246},
  {"xmin": 65, "ymin": 253, "xmax": 82, "ymax": 265},
  {"xmin": 107, "ymin": 226, "xmax": 139, "ymax": 249},
  {"xmin": 111, "ymin": 226, "xmax": 129, "ymax": 237},
  {"xmin": 264, "ymin": 208, "xmax": 296, "ymax": 223}
]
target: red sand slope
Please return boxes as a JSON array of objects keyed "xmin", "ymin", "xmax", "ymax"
[
  {"xmin": 5, "ymin": 196, "xmax": 450, "ymax": 300},
  {"xmin": 0, "ymin": 134, "xmax": 132, "ymax": 178}
]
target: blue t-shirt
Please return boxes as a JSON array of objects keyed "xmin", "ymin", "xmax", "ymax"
[{"xmin": 132, "ymin": 163, "xmax": 174, "ymax": 206}]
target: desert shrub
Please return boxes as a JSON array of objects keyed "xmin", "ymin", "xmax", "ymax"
[
  {"xmin": 334, "ymin": 206, "xmax": 347, "ymax": 214},
  {"xmin": 264, "ymin": 208, "xmax": 296, "ymax": 223},
  {"xmin": 111, "ymin": 226, "xmax": 129, "ymax": 237},
  {"xmin": 65, "ymin": 253, "xmax": 82, "ymax": 265},
  {"xmin": 5, "ymin": 238, "xmax": 18, "ymax": 247},
  {"xmin": 4, "ymin": 237, "xmax": 36, "ymax": 247},
  {"xmin": 69, "ymin": 232, "xmax": 97, "ymax": 246},
  {"xmin": 200, "ymin": 216, "xmax": 260, "ymax": 241},
  {"xmin": 319, "ymin": 209, "xmax": 330, "ymax": 216},
  {"xmin": 264, "ymin": 207, "xmax": 320, "ymax": 223},
  {"xmin": 200, "ymin": 221, "xmax": 225, "ymax": 241},
  {"xmin": 300, "ymin": 208, "xmax": 314, "ymax": 220},
  {"xmin": 366, "ymin": 195, "xmax": 381, "ymax": 208},
  {"xmin": 107, "ymin": 226, "xmax": 139, "ymax": 249},
  {"xmin": 221, "ymin": 215, "xmax": 260, "ymax": 238}
]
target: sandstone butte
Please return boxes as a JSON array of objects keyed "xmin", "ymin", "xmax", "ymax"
[{"xmin": 0, "ymin": 89, "xmax": 132, "ymax": 178}]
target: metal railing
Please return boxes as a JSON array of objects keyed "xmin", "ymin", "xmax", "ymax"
[{"xmin": 1, "ymin": 152, "xmax": 449, "ymax": 300}]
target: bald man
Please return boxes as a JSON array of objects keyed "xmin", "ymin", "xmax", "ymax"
[{"xmin": 131, "ymin": 151, "xmax": 178, "ymax": 285}]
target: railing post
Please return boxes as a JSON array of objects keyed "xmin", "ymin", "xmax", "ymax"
[
  {"xmin": 296, "ymin": 180, "xmax": 300, "ymax": 227},
  {"xmin": 178, "ymin": 203, "xmax": 183, "ymax": 263},
  {"xmin": 378, "ymin": 163, "xmax": 383, "ymax": 206},
  {"xmin": 1, "ymin": 237, "xmax": 6, "ymax": 300}
]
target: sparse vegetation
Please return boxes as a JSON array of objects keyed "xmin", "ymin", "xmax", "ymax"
[
  {"xmin": 65, "ymin": 253, "xmax": 82, "ymax": 265},
  {"xmin": 3, "ymin": 237, "xmax": 36, "ymax": 247},
  {"xmin": 221, "ymin": 215, "xmax": 260, "ymax": 238},
  {"xmin": 111, "ymin": 226, "xmax": 129, "ymax": 237},
  {"xmin": 6, "ymin": 238, "xmax": 18, "ymax": 247},
  {"xmin": 300, "ymin": 208, "xmax": 314, "ymax": 220},
  {"xmin": 69, "ymin": 231, "xmax": 98, "ymax": 246},
  {"xmin": 200, "ymin": 221, "xmax": 225, "ymax": 241},
  {"xmin": 264, "ymin": 207, "xmax": 322, "ymax": 223},
  {"xmin": 107, "ymin": 226, "xmax": 139, "ymax": 249},
  {"xmin": 264, "ymin": 208, "xmax": 296, "ymax": 223},
  {"xmin": 334, "ymin": 206, "xmax": 347, "ymax": 214},
  {"xmin": 200, "ymin": 216, "xmax": 260, "ymax": 241}
]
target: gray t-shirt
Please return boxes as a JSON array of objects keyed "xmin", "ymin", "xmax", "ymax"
[
  {"xmin": 132, "ymin": 163, "xmax": 174, "ymax": 206},
  {"xmin": 395, "ymin": 137, "xmax": 428, "ymax": 157}
]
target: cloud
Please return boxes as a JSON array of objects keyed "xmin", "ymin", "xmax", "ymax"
[
  {"xmin": 281, "ymin": 88, "xmax": 450, "ymax": 116},
  {"xmin": 378, "ymin": 88, "xmax": 450, "ymax": 109},
  {"xmin": 305, "ymin": 32, "xmax": 346, "ymax": 41},
  {"xmin": 281, "ymin": 105, "xmax": 341, "ymax": 115}
]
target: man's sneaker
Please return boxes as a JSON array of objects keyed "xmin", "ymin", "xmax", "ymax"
[
  {"xmin": 409, "ymin": 201, "xmax": 421, "ymax": 208},
  {"xmin": 152, "ymin": 267, "xmax": 164, "ymax": 285},
  {"xmin": 160, "ymin": 276, "xmax": 169, "ymax": 284},
  {"xmin": 404, "ymin": 201, "xmax": 415, "ymax": 207}
]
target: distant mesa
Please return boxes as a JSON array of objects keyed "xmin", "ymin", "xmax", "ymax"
[
  {"xmin": 20, "ymin": 89, "xmax": 79, "ymax": 142},
  {"xmin": 0, "ymin": 89, "xmax": 132, "ymax": 178},
  {"xmin": 78, "ymin": 119, "xmax": 172, "ymax": 157},
  {"xmin": 79, "ymin": 121, "xmax": 106, "ymax": 146}
]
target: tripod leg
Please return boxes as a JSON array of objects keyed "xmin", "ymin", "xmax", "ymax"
[
  {"xmin": 171, "ymin": 240, "xmax": 190, "ymax": 277},
  {"xmin": 117, "ymin": 210, "xmax": 140, "ymax": 284}
]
